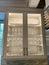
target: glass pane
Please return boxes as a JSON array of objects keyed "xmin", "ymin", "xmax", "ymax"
[
  {"xmin": 6, "ymin": 13, "xmax": 23, "ymax": 56},
  {"xmin": 0, "ymin": 24, "xmax": 4, "ymax": 64},
  {"xmin": 0, "ymin": 12, "xmax": 5, "ymax": 20},
  {"xmin": 27, "ymin": 14, "xmax": 44, "ymax": 56},
  {"xmin": 0, "ymin": 12, "xmax": 5, "ymax": 65}
]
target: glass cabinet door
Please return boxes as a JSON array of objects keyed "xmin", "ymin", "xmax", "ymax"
[
  {"xmin": 27, "ymin": 14, "xmax": 44, "ymax": 56},
  {"xmin": 6, "ymin": 13, "xmax": 23, "ymax": 56}
]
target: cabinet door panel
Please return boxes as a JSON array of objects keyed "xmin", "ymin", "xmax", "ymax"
[
  {"xmin": 27, "ymin": 14, "xmax": 44, "ymax": 56},
  {"xmin": 6, "ymin": 13, "xmax": 23, "ymax": 56}
]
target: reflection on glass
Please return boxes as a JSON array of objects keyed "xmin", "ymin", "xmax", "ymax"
[
  {"xmin": 6, "ymin": 13, "xmax": 23, "ymax": 56},
  {"xmin": 27, "ymin": 14, "xmax": 44, "ymax": 56}
]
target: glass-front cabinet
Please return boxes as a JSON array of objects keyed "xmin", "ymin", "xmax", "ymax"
[{"xmin": 3, "ymin": 8, "xmax": 48, "ymax": 65}]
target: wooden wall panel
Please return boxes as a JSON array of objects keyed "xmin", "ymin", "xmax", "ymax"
[{"xmin": 0, "ymin": 0, "xmax": 27, "ymax": 7}]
